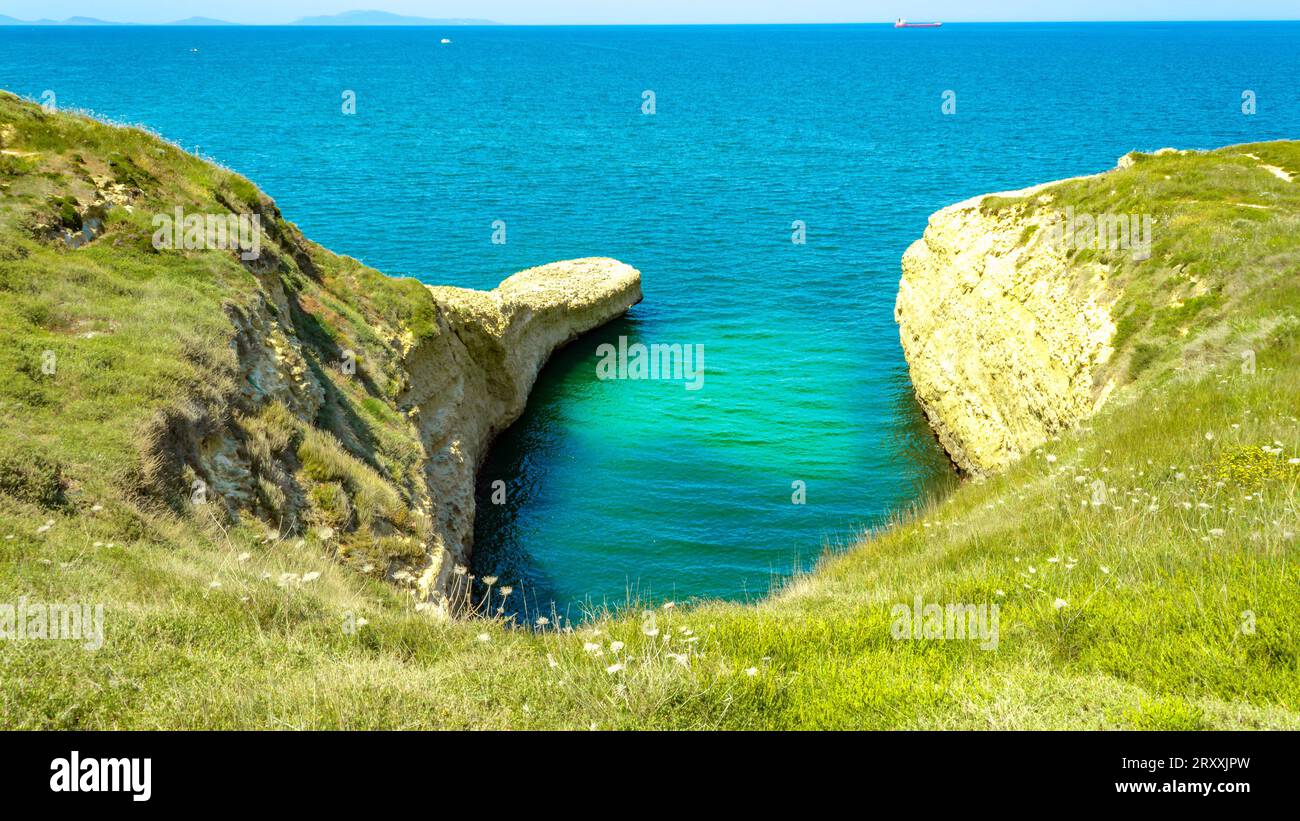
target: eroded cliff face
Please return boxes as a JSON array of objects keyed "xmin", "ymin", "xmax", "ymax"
[
  {"xmin": 151, "ymin": 251, "xmax": 639, "ymax": 617},
  {"xmin": 399, "ymin": 259, "xmax": 643, "ymax": 605},
  {"xmin": 896, "ymin": 179, "xmax": 1119, "ymax": 476}
]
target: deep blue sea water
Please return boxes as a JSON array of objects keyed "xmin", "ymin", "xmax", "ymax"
[{"xmin": 4, "ymin": 23, "xmax": 1299, "ymax": 616}]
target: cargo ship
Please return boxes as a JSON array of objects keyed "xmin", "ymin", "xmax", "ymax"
[{"xmin": 894, "ymin": 18, "xmax": 942, "ymax": 27}]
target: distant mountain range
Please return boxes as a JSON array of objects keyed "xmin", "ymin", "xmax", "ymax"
[{"xmin": 0, "ymin": 10, "xmax": 499, "ymax": 26}]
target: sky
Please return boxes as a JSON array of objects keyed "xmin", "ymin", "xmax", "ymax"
[{"xmin": 3, "ymin": 1, "xmax": 1299, "ymax": 25}]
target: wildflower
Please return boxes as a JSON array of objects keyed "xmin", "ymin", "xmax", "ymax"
[
  {"xmin": 662, "ymin": 601, "xmax": 675, "ymax": 610},
  {"xmin": 666, "ymin": 652, "xmax": 689, "ymax": 667},
  {"xmin": 605, "ymin": 663, "xmax": 625, "ymax": 675},
  {"xmin": 454, "ymin": 565, "xmax": 468, "ymax": 576},
  {"xmin": 547, "ymin": 654, "xmax": 558, "ymax": 669},
  {"xmin": 237, "ymin": 552, "xmax": 251, "ymax": 562},
  {"xmin": 476, "ymin": 633, "xmax": 491, "ymax": 643},
  {"xmin": 1045, "ymin": 454, "xmax": 1057, "ymax": 463},
  {"xmin": 536, "ymin": 616, "xmax": 549, "ymax": 627},
  {"xmin": 356, "ymin": 617, "xmax": 368, "ymax": 627},
  {"xmin": 361, "ymin": 563, "xmax": 375, "ymax": 573},
  {"xmin": 208, "ymin": 580, "xmax": 222, "ymax": 589},
  {"xmin": 995, "ymin": 589, "xmax": 1005, "ymax": 597},
  {"xmin": 90, "ymin": 503, "xmax": 103, "ymax": 513},
  {"xmin": 498, "ymin": 586, "xmax": 513, "ymax": 598},
  {"xmin": 482, "ymin": 575, "xmax": 498, "ymax": 586},
  {"xmin": 1053, "ymin": 598, "xmax": 1068, "ymax": 610},
  {"xmin": 583, "ymin": 642, "xmax": 601, "ymax": 654},
  {"xmin": 609, "ymin": 641, "xmax": 625, "ymax": 653},
  {"xmin": 1100, "ymin": 565, "xmax": 1111, "ymax": 574},
  {"xmin": 36, "ymin": 520, "xmax": 54, "ymax": 534},
  {"xmin": 1208, "ymin": 528, "xmax": 1225, "ymax": 538},
  {"xmin": 1205, "ymin": 432, "xmax": 1214, "ymax": 441},
  {"xmin": 745, "ymin": 667, "xmax": 758, "ymax": 676},
  {"xmin": 302, "ymin": 571, "xmax": 321, "ymax": 583}
]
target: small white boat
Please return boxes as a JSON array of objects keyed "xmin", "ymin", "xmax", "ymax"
[{"xmin": 440, "ymin": 38, "xmax": 451, "ymax": 44}]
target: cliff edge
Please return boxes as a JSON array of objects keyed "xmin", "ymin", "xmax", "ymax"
[
  {"xmin": 896, "ymin": 176, "xmax": 1119, "ymax": 476},
  {"xmin": 403, "ymin": 259, "xmax": 642, "ymax": 603},
  {"xmin": 896, "ymin": 143, "xmax": 1299, "ymax": 476}
]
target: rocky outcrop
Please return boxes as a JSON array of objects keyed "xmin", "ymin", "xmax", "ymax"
[
  {"xmin": 150, "ymin": 254, "xmax": 638, "ymax": 615},
  {"xmin": 896, "ymin": 177, "xmax": 1119, "ymax": 476},
  {"xmin": 400, "ymin": 258, "xmax": 642, "ymax": 607}
]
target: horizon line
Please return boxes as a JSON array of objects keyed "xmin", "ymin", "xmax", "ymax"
[
  {"xmin": 7, "ymin": 17, "xmax": 1300, "ymax": 26},
  {"xmin": 5, "ymin": 19, "xmax": 1300, "ymax": 27}
]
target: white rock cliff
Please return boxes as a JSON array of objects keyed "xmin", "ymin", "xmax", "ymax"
[
  {"xmin": 896, "ymin": 179, "xmax": 1119, "ymax": 476},
  {"xmin": 400, "ymin": 258, "xmax": 642, "ymax": 605}
]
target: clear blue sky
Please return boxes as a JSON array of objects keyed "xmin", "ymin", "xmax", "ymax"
[{"xmin": 4, "ymin": 1, "xmax": 1298, "ymax": 25}]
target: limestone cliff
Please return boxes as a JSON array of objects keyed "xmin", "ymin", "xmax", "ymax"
[
  {"xmin": 400, "ymin": 259, "xmax": 642, "ymax": 603},
  {"xmin": 896, "ymin": 173, "xmax": 1120, "ymax": 476}
]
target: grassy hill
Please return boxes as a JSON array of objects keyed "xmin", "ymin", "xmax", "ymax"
[{"xmin": 1, "ymin": 92, "xmax": 1297, "ymax": 729}]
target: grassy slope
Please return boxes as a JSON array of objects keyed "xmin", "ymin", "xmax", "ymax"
[{"xmin": 2, "ymin": 95, "xmax": 1297, "ymax": 729}]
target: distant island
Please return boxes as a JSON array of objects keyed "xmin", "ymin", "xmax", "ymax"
[
  {"xmin": 0, "ymin": 15, "xmax": 124, "ymax": 25},
  {"xmin": 291, "ymin": 11, "xmax": 498, "ymax": 26},
  {"xmin": 0, "ymin": 10, "xmax": 499, "ymax": 26}
]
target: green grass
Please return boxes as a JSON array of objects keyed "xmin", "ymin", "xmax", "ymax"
[{"xmin": 1, "ymin": 92, "xmax": 1298, "ymax": 729}]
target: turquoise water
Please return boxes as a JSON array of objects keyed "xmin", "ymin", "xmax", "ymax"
[{"xmin": 5, "ymin": 23, "xmax": 1299, "ymax": 615}]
